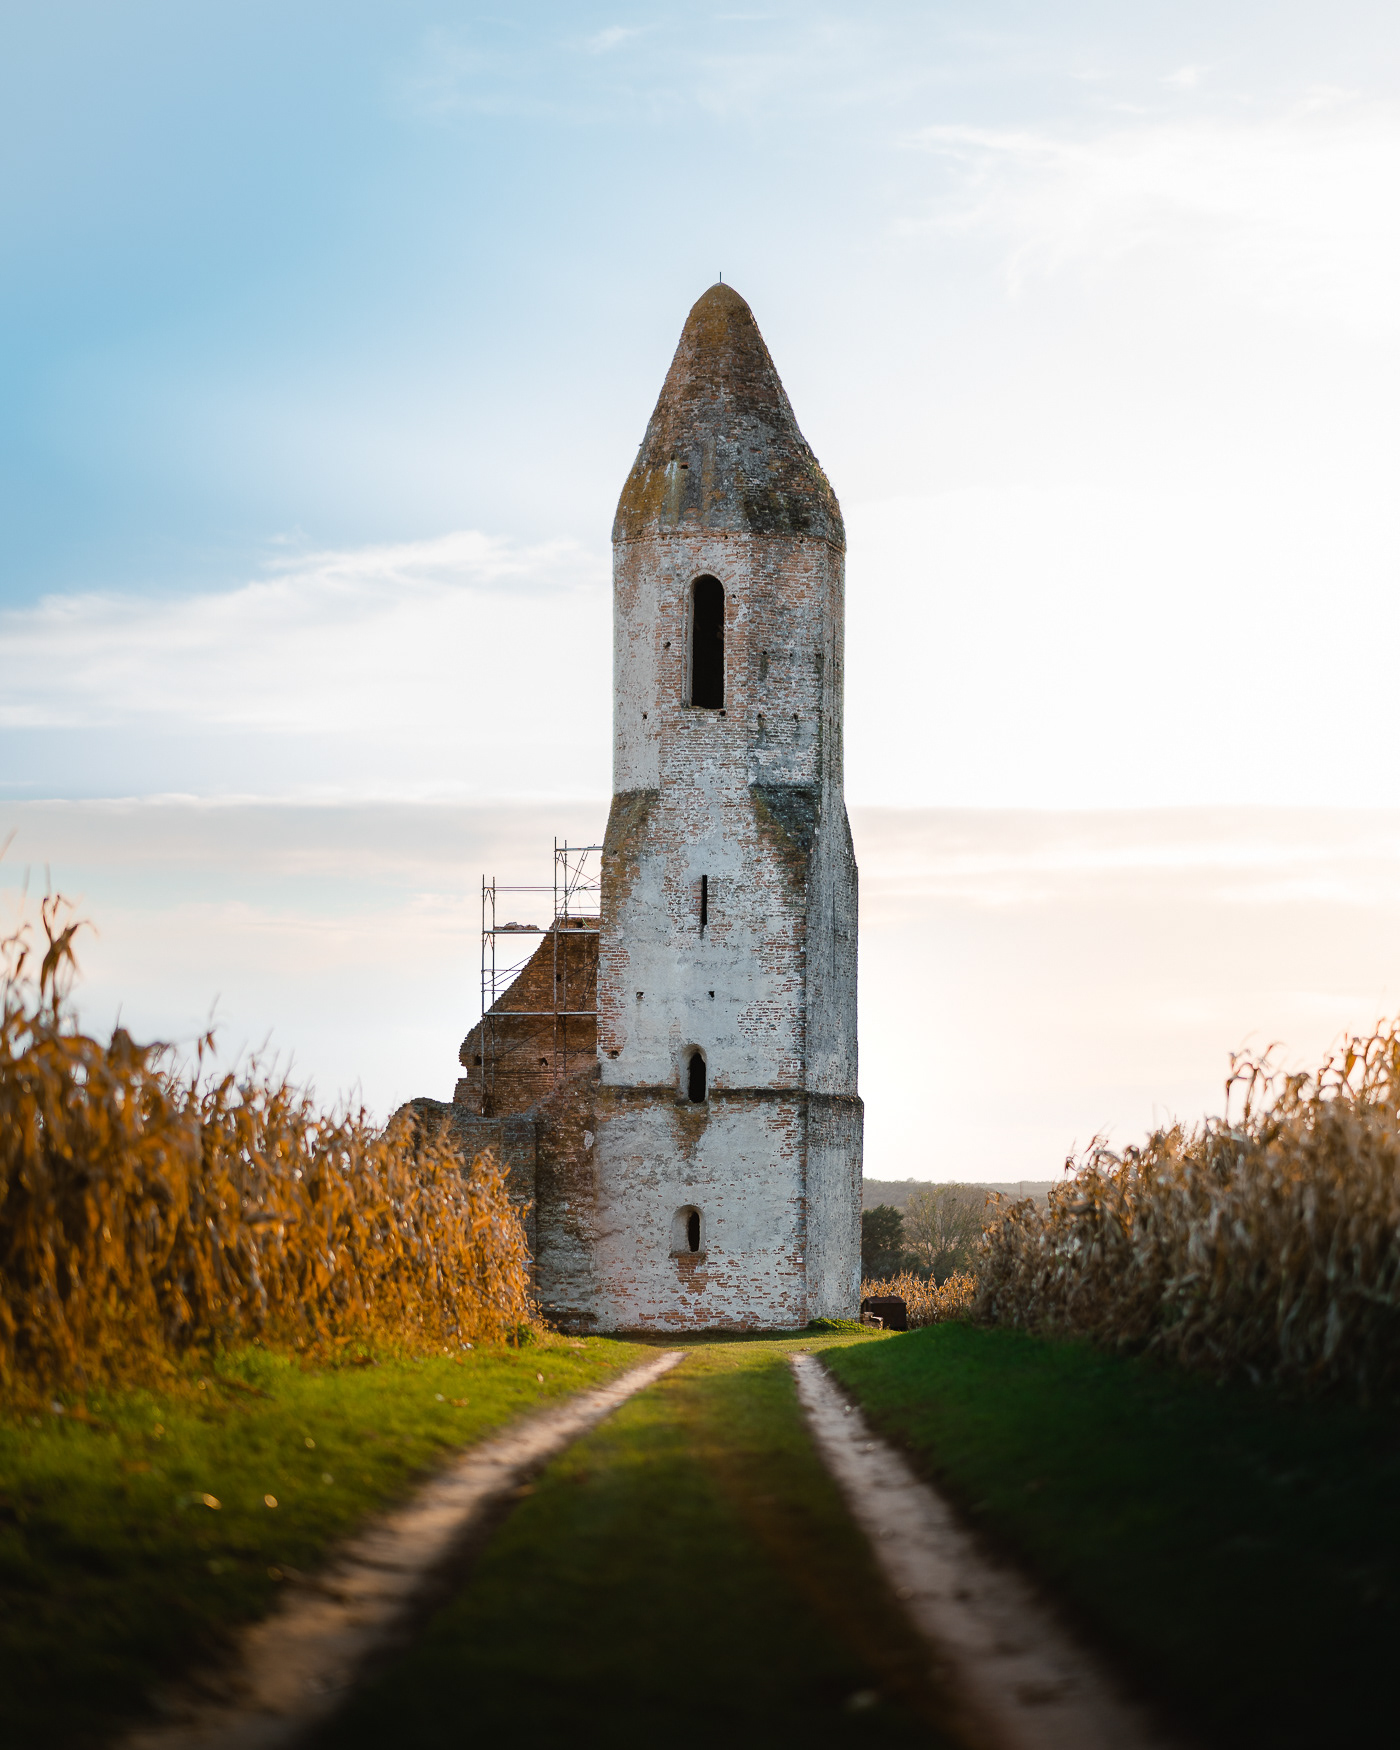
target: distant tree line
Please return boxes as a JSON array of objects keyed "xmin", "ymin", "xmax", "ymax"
[{"xmin": 861, "ymin": 1183, "xmax": 991, "ymax": 1283}]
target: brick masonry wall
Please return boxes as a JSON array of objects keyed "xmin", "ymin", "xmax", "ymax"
[
  {"xmin": 803, "ymin": 1095, "xmax": 864, "ymax": 1315},
  {"xmin": 531, "ymin": 1067, "xmax": 603, "ymax": 1329},
  {"xmin": 455, "ymin": 922, "xmax": 597, "ymax": 1118},
  {"xmin": 575, "ymin": 1088, "xmax": 810, "ymax": 1330},
  {"xmin": 601, "ymin": 531, "xmax": 850, "ymax": 1093}
]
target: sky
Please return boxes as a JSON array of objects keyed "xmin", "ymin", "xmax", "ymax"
[{"xmin": 5, "ymin": 2, "xmax": 1400, "ymax": 1176}]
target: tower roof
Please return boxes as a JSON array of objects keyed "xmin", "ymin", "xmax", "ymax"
[{"xmin": 613, "ymin": 284, "xmax": 844, "ymax": 549}]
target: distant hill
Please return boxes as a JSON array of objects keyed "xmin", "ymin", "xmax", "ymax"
[{"xmin": 862, "ymin": 1178, "xmax": 1056, "ymax": 1211}]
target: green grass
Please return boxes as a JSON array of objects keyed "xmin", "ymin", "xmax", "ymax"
[
  {"xmin": 36, "ymin": 1321, "xmax": 1382, "ymax": 1750},
  {"xmin": 0, "ymin": 1334, "xmax": 651, "ymax": 1748},
  {"xmin": 825, "ymin": 1323, "xmax": 1400, "ymax": 1748},
  {"xmin": 318, "ymin": 1335, "xmax": 956, "ymax": 1750}
]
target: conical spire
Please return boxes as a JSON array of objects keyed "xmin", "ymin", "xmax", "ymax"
[{"xmin": 613, "ymin": 284, "xmax": 843, "ymax": 548}]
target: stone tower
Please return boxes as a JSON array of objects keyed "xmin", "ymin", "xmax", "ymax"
[
  {"xmin": 591, "ymin": 282, "xmax": 861, "ymax": 1327},
  {"xmin": 419, "ymin": 282, "xmax": 861, "ymax": 1331}
]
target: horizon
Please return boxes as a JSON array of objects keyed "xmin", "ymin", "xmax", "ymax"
[{"xmin": 7, "ymin": 797, "xmax": 1400, "ymax": 1181}]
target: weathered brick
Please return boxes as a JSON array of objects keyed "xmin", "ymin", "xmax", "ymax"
[{"xmin": 456, "ymin": 921, "xmax": 597, "ymax": 1117}]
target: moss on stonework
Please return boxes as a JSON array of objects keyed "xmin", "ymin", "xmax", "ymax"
[
  {"xmin": 613, "ymin": 285, "xmax": 845, "ymax": 548},
  {"xmin": 602, "ymin": 788, "xmax": 658, "ymax": 863},
  {"xmin": 751, "ymin": 783, "xmax": 820, "ymax": 882}
]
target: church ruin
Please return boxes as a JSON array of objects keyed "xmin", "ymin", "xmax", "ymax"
[{"xmin": 412, "ymin": 283, "xmax": 861, "ymax": 1329}]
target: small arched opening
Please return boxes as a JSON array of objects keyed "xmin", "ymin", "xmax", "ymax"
[
  {"xmin": 686, "ymin": 1049, "xmax": 707, "ymax": 1104},
  {"xmin": 689, "ymin": 576, "xmax": 724, "ymax": 708},
  {"xmin": 671, "ymin": 1205, "xmax": 704, "ymax": 1256}
]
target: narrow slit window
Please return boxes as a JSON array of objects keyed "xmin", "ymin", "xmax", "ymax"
[
  {"xmin": 687, "ymin": 1210, "xmax": 701, "ymax": 1252},
  {"xmin": 690, "ymin": 576, "xmax": 724, "ymax": 708},
  {"xmin": 687, "ymin": 1051, "xmax": 707, "ymax": 1103},
  {"xmin": 700, "ymin": 874, "xmax": 708, "ymax": 930}
]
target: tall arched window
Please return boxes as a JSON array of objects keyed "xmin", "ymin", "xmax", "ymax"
[
  {"xmin": 690, "ymin": 576, "xmax": 724, "ymax": 708},
  {"xmin": 687, "ymin": 1050, "xmax": 707, "ymax": 1103}
]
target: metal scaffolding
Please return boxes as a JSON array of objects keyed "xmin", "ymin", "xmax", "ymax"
[{"xmin": 476, "ymin": 839, "xmax": 602, "ymax": 1113}]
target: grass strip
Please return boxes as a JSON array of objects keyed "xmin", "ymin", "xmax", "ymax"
[
  {"xmin": 318, "ymin": 1335, "xmax": 958, "ymax": 1750},
  {"xmin": 824, "ymin": 1323, "xmax": 1400, "ymax": 1748},
  {"xmin": 0, "ymin": 1334, "xmax": 651, "ymax": 1748}
]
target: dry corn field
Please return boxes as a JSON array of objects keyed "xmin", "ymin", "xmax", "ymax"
[
  {"xmin": 859, "ymin": 1270, "xmax": 979, "ymax": 1326},
  {"xmin": 0, "ymin": 895, "xmax": 532, "ymax": 1390},
  {"xmin": 977, "ymin": 1024, "xmax": 1400, "ymax": 1397}
]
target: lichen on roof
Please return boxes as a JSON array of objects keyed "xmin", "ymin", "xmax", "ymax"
[{"xmin": 613, "ymin": 283, "xmax": 844, "ymax": 548}]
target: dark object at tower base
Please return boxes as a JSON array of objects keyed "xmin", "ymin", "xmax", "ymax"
[{"xmin": 861, "ymin": 1295, "xmax": 908, "ymax": 1332}]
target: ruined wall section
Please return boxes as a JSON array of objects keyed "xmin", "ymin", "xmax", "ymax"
[
  {"xmin": 530, "ymin": 1067, "xmax": 603, "ymax": 1329},
  {"xmin": 455, "ymin": 922, "xmax": 597, "ymax": 1118}
]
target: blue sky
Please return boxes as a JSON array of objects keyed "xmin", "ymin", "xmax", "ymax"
[
  {"xmin": 5, "ymin": 2, "xmax": 1395, "ymax": 592},
  {"xmin": 6, "ymin": 4, "xmax": 1400, "ymax": 1171},
  {"xmin": 7, "ymin": 2, "xmax": 1400, "ymax": 806}
]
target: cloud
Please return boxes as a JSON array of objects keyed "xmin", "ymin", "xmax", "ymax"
[
  {"xmin": 586, "ymin": 26, "xmax": 643, "ymax": 54},
  {"xmin": 0, "ymin": 530, "xmax": 605, "ymax": 733},
  {"xmin": 0, "ymin": 531, "xmax": 612, "ymax": 802},
  {"xmin": 906, "ymin": 92, "xmax": 1400, "ymax": 337},
  {"xmin": 10, "ymin": 476, "xmax": 1400, "ymax": 812},
  {"xmin": 392, "ymin": 10, "xmax": 909, "ymax": 128}
]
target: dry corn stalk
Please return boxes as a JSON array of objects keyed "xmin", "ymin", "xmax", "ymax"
[
  {"xmin": 976, "ymin": 1024, "xmax": 1400, "ymax": 1397},
  {"xmin": 860, "ymin": 1270, "xmax": 978, "ymax": 1327},
  {"xmin": 0, "ymin": 893, "xmax": 533, "ymax": 1388}
]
